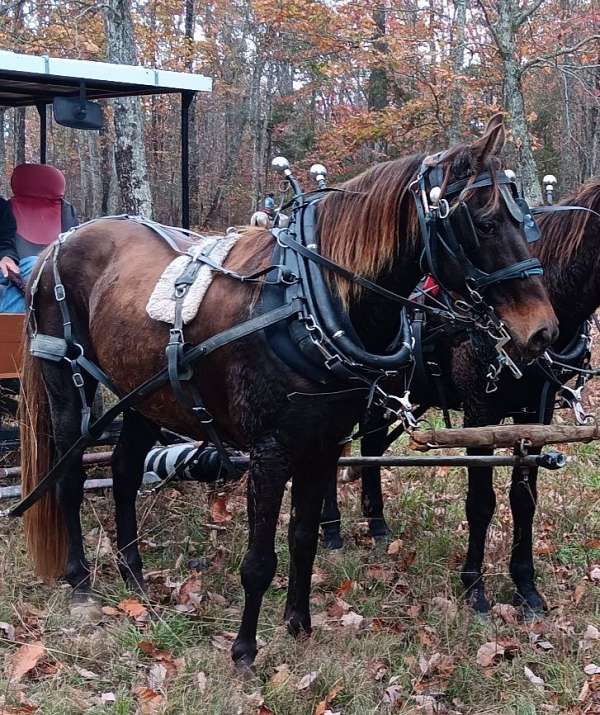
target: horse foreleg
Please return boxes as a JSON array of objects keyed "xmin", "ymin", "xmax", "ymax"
[
  {"xmin": 509, "ymin": 453, "xmax": 546, "ymax": 615},
  {"xmin": 460, "ymin": 452, "xmax": 496, "ymax": 613},
  {"xmin": 112, "ymin": 411, "xmax": 158, "ymax": 593},
  {"xmin": 232, "ymin": 435, "xmax": 289, "ymax": 669},
  {"xmin": 286, "ymin": 452, "xmax": 337, "ymax": 637}
]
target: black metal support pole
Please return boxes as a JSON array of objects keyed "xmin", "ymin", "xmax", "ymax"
[
  {"xmin": 181, "ymin": 91, "xmax": 194, "ymax": 229},
  {"xmin": 36, "ymin": 103, "xmax": 47, "ymax": 164}
]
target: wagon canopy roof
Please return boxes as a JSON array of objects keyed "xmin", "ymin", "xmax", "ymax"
[{"xmin": 0, "ymin": 50, "xmax": 212, "ymax": 107}]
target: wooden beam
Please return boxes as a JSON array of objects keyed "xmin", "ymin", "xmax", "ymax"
[{"xmin": 409, "ymin": 423, "xmax": 600, "ymax": 451}]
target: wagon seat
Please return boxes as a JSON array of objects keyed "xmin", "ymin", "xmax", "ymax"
[{"xmin": 9, "ymin": 163, "xmax": 77, "ymax": 259}]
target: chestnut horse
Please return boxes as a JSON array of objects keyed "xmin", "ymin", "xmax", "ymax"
[
  {"xmin": 321, "ymin": 176, "xmax": 600, "ymax": 616},
  {"xmin": 19, "ymin": 117, "xmax": 556, "ymax": 668}
]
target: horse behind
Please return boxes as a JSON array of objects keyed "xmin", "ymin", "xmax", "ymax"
[
  {"xmin": 19, "ymin": 115, "xmax": 556, "ymax": 668},
  {"xmin": 322, "ymin": 176, "xmax": 600, "ymax": 616}
]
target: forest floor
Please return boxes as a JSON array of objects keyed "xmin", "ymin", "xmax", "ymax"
[{"xmin": 0, "ymin": 424, "xmax": 598, "ymax": 715}]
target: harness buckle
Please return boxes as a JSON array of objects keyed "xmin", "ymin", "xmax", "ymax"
[
  {"xmin": 169, "ymin": 328, "xmax": 184, "ymax": 344},
  {"xmin": 192, "ymin": 406, "xmax": 214, "ymax": 424},
  {"xmin": 72, "ymin": 371, "xmax": 84, "ymax": 388},
  {"xmin": 54, "ymin": 284, "xmax": 66, "ymax": 302}
]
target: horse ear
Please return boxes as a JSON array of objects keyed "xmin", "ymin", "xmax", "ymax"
[{"xmin": 471, "ymin": 113, "xmax": 506, "ymax": 162}]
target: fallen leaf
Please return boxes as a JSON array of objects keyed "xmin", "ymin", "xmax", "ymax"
[
  {"xmin": 340, "ymin": 611, "xmax": 364, "ymax": 629},
  {"xmin": 574, "ymin": 582, "xmax": 587, "ymax": 606},
  {"xmin": 535, "ymin": 544, "xmax": 558, "ymax": 556},
  {"xmin": 176, "ymin": 575, "xmax": 204, "ymax": 611},
  {"xmin": 336, "ymin": 579, "xmax": 353, "ymax": 597},
  {"xmin": 101, "ymin": 606, "xmax": 120, "ymax": 616},
  {"xmin": 210, "ymin": 495, "xmax": 232, "ymax": 524},
  {"xmin": 74, "ymin": 664, "xmax": 99, "ymax": 680},
  {"xmin": 589, "ymin": 565, "xmax": 600, "ymax": 582},
  {"xmin": 431, "ymin": 596, "xmax": 457, "ymax": 621},
  {"xmin": 584, "ymin": 663, "xmax": 600, "ymax": 676},
  {"xmin": 414, "ymin": 694, "xmax": 438, "ymax": 714},
  {"xmin": 492, "ymin": 603, "xmax": 519, "ymax": 625},
  {"xmin": 311, "ymin": 567, "xmax": 327, "ymax": 586},
  {"xmin": 524, "ymin": 666, "xmax": 545, "ymax": 687},
  {"xmin": 148, "ymin": 662, "xmax": 168, "ymax": 691},
  {"xmin": 270, "ymin": 664, "xmax": 292, "ymax": 687},
  {"xmin": 257, "ymin": 707, "xmax": 274, "ymax": 715},
  {"xmin": 387, "ymin": 539, "xmax": 403, "ymax": 556},
  {"xmin": 195, "ymin": 671, "xmax": 208, "ymax": 693},
  {"xmin": 383, "ymin": 684, "xmax": 403, "ymax": 706},
  {"xmin": 100, "ymin": 692, "xmax": 116, "ymax": 703},
  {"xmin": 584, "ymin": 539, "xmax": 600, "ymax": 550},
  {"xmin": 297, "ymin": 671, "xmax": 318, "ymax": 691},
  {"xmin": 5, "ymin": 641, "xmax": 45, "ymax": 683},
  {"xmin": 580, "ymin": 624, "xmax": 600, "ymax": 650},
  {"xmin": 117, "ymin": 598, "xmax": 149, "ymax": 622},
  {"xmin": 211, "ymin": 632, "xmax": 234, "ymax": 651},
  {"xmin": 476, "ymin": 641, "xmax": 504, "ymax": 668},
  {"xmin": 0, "ymin": 622, "xmax": 16, "ymax": 641},
  {"xmin": 134, "ymin": 686, "xmax": 164, "ymax": 714},
  {"xmin": 313, "ymin": 681, "xmax": 343, "ymax": 715},
  {"xmin": 368, "ymin": 658, "xmax": 389, "ymax": 682}
]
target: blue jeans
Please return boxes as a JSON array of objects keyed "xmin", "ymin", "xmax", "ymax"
[{"xmin": 0, "ymin": 255, "xmax": 37, "ymax": 313}]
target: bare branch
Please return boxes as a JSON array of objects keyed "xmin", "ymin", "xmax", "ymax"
[
  {"xmin": 516, "ymin": 0, "xmax": 546, "ymax": 28},
  {"xmin": 522, "ymin": 34, "xmax": 600, "ymax": 73},
  {"xmin": 475, "ymin": 0, "xmax": 501, "ymax": 49}
]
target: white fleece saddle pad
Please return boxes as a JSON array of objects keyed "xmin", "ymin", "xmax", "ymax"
[{"xmin": 146, "ymin": 234, "xmax": 239, "ymax": 325}]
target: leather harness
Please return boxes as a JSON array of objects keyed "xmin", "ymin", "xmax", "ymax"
[{"xmin": 8, "ymin": 158, "xmax": 556, "ymax": 518}]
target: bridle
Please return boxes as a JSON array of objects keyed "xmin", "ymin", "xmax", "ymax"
[{"xmin": 411, "ymin": 155, "xmax": 545, "ymax": 384}]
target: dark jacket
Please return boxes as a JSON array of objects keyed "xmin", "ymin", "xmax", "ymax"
[{"xmin": 0, "ymin": 197, "xmax": 18, "ymax": 262}]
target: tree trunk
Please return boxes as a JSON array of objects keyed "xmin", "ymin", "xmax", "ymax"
[
  {"xmin": 0, "ymin": 108, "xmax": 6, "ymax": 195},
  {"xmin": 483, "ymin": 0, "xmax": 542, "ymax": 204},
  {"xmin": 448, "ymin": 0, "xmax": 467, "ymax": 144},
  {"xmin": 14, "ymin": 107, "xmax": 26, "ymax": 166},
  {"xmin": 103, "ymin": 0, "xmax": 153, "ymax": 217}
]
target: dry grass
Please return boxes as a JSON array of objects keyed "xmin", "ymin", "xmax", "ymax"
[{"xmin": 0, "ymin": 425, "xmax": 598, "ymax": 714}]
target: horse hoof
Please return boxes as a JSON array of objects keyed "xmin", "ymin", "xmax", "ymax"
[
  {"xmin": 69, "ymin": 594, "xmax": 103, "ymax": 623},
  {"xmin": 285, "ymin": 612, "xmax": 312, "ymax": 640},
  {"xmin": 322, "ymin": 532, "xmax": 344, "ymax": 551},
  {"xmin": 125, "ymin": 575, "xmax": 146, "ymax": 595},
  {"xmin": 233, "ymin": 657, "xmax": 256, "ymax": 679},
  {"xmin": 369, "ymin": 520, "xmax": 391, "ymax": 542},
  {"xmin": 513, "ymin": 590, "xmax": 546, "ymax": 620},
  {"xmin": 466, "ymin": 590, "xmax": 491, "ymax": 615},
  {"xmin": 231, "ymin": 640, "xmax": 257, "ymax": 672}
]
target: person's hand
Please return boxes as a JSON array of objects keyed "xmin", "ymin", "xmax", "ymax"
[{"xmin": 0, "ymin": 256, "xmax": 19, "ymax": 279}]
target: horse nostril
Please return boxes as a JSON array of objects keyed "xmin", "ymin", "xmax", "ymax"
[{"xmin": 527, "ymin": 324, "xmax": 557, "ymax": 356}]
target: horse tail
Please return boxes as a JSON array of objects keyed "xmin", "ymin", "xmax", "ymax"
[{"xmin": 19, "ymin": 343, "xmax": 68, "ymax": 581}]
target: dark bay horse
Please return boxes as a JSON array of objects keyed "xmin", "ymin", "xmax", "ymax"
[
  {"xmin": 19, "ymin": 117, "xmax": 557, "ymax": 667},
  {"xmin": 321, "ymin": 176, "xmax": 600, "ymax": 615}
]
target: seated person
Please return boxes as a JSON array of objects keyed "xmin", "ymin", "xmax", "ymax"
[
  {"xmin": 0, "ymin": 164, "xmax": 77, "ymax": 313},
  {"xmin": 0, "ymin": 196, "xmax": 23, "ymax": 313}
]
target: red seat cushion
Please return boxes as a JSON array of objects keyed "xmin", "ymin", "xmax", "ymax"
[{"xmin": 10, "ymin": 164, "xmax": 65, "ymax": 246}]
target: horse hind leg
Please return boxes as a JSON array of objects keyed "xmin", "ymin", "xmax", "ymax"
[
  {"xmin": 231, "ymin": 434, "xmax": 289, "ymax": 669},
  {"xmin": 111, "ymin": 410, "xmax": 159, "ymax": 592},
  {"xmin": 286, "ymin": 450, "xmax": 338, "ymax": 637},
  {"xmin": 42, "ymin": 361, "xmax": 97, "ymax": 605},
  {"xmin": 320, "ymin": 466, "xmax": 343, "ymax": 550}
]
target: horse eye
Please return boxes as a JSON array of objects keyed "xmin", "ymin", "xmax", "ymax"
[{"xmin": 477, "ymin": 220, "xmax": 495, "ymax": 236}]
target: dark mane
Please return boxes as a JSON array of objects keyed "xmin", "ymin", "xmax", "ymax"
[
  {"xmin": 534, "ymin": 177, "xmax": 600, "ymax": 267},
  {"xmin": 317, "ymin": 145, "xmax": 503, "ymax": 304}
]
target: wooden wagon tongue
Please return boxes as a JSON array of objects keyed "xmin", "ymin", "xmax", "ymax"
[{"xmin": 409, "ymin": 422, "xmax": 600, "ymax": 451}]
